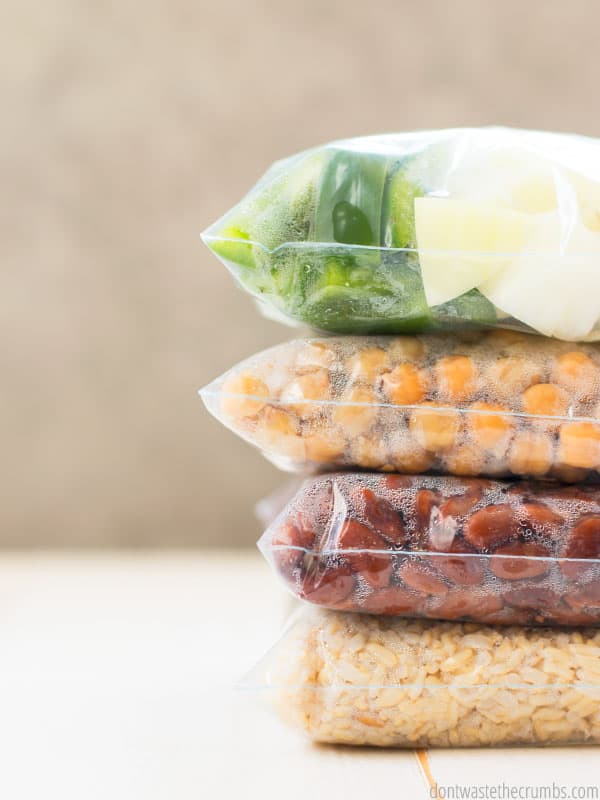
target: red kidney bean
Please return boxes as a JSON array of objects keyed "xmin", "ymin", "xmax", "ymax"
[
  {"xmin": 490, "ymin": 542, "xmax": 552, "ymax": 580},
  {"xmin": 397, "ymin": 559, "xmax": 448, "ymax": 596},
  {"xmin": 545, "ymin": 604, "xmax": 600, "ymax": 625},
  {"xmin": 560, "ymin": 515, "xmax": 600, "ymax": 579},
  {"xmin": 360, "ymin": 488, "xmax": 407, "ymax": 545},
  {"xmin": 384, "ymin": 475, "xmax": 412, "ymax": 491},
  {"xmin": 266, "ymin": 474, "xmax": 600, "ymax": 626},
  {"xmin": 434, "ymin": 539, "xmax": 486, "ymax": 586},
  {"xmin": 439, "ymin": 485, "xmax": 483, "ymax": 518},
  {"xmin": 300, "ymin": 562, "xmax": 355, "ymax": 606},
  {"xmin": 482, "ymin": 608, "xmax": 532, "ymax": 625},
  {"xmin": 272, "ymin": 519, "xmax": 316, "ymax": 573},
  {"xmin": 360, "ymin": 587, "xmax": 422, "ymax": 615},
  {"xmin": 429, "ymin": 590, "xmax": 503, "ymax": 621},
  {"xmin": 519, "ymin": 502, "xmax": 564, "ymax": 529},
  {"xmin": 338, "ymin": 519, "xmax": 393, "ymax": 589},
  {"xmin": 503, "ymin": 586, "xmax": 562, "ymax": 610},
  {"xmin": 564, "ymin": 582, "xmax": 600, "ymax": 610},
  {"xmin": 464, "ymin": 504, "xmax": 519, "ymax": 549},
  {"xmin": 414, "ymin": 489, "xmax": 441, "ymax": 530}
]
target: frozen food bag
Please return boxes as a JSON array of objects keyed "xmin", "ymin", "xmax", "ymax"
[
  {"xmin": 202, "ymin": 127, "xmax": 600, "ymax": 341},
  {"xmin": 259, "ymin": 473, "xmax": 600, "ymax": 627},
  {"xmin": 246, "ymin": 608, "xmax": 600, "ymax": 747},
  {"xmin": 200, "ymin": 332, "xmax": 600, "ymax": 481}
]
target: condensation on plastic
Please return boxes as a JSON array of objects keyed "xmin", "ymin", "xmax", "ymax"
[
  {"xmin": 258, "ymin": 472, "xmax": 600, "ymax": 627},
  {"xmin": 202, "ymin": 128, "xmax": 600, "ymax": 341},
  {"xmin": 245, "ymin": 607, "xmax": 600, "ymax": 747},
  {"xmin": 200, "ymin": 332, "xmax": 600, "ymax": 481}
]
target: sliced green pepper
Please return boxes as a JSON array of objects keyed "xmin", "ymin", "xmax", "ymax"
[{"xmin": 314, "ymin": 150, "xmax": 389, "ymax": 246}]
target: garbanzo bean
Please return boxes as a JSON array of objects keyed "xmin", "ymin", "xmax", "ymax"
[
  {"xmin": 280, "ymin": 369, "xmax": 330, "ymax": 418},
  {"xmin": 386, "ymin": 336, "xmax": 426, "ymax": 363},
  {"xmin": 380, "ymin": 363, "xmax": 429, "ymax": 405},
  {"xmin": 484, "ymin": 329, "xmax": 531, "ymax": 346},
  {"xmin": 259, "ymin": 405, "xmax": 299, "ymax": 435},
  {"xmin": 221, "ymin": 372, "xmax": 269, "ymax": 419},
  {"xmin": 485, "ymin": 356, "xmax": 543, "ymax": 397},
  {"xmin": 467, "ymin": 402, "xmax": 513, "ymax": 452},
  {"xmin": 521, "ymin": 383, "xmax": 571, "ymax": 417},
  {"xmin": 551, "ymin": 351, "xmax": 598, "ymax": 400},
  {"xmin": 387, "ymin": 434, "xmax": 434, "ymax": 474},
  {"xmin": 508, "ymin": 431, "xmax": 553, "ymax": 476},
  {"xmin": 442, "ymin": 443, "xmax": 486, "ymax": 477},
  {"xmin": 435, "ymin": 355, "xmax": 478, "ymax": 401},
  {"xmin": 347, "ymin": 347, "xmax": 389, "ymax": 383},
  {"xmin": 304, "ymin": 429, "xmax": 347, "ymax": 463},
  {"xmin": 332, "ymin": 385, "xmax": 379, "ymax": 437},
  {"xmin": 350, "ymin": 433, "xmax": 391, "ymax": 471},
  {"xmin": 409, "ymin": 402, "xmax": 461, "ymax": 451},
  {"xmin": 209, "ymin": 335, "xmax": 600, "ymax": 481},
  {"xmin": 295, "ymin": 341, "xmax": 336, "ymax": 373},
  {"xmin": 558, "ymin": 422, "xmax": 600, "ymax": 469},
  {"xmin": 256, "ymin": 406, "xmax": 305, "ymax": 461}
]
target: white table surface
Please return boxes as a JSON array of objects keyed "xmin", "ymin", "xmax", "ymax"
[{"xmin": 0, "ymin": 552, "xmax": 597, "ymax": 800}]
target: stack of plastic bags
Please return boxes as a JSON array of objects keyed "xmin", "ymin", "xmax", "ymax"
[{"xmin": 200, "ymin": 128, "xmax": 600, "ymax": 748}]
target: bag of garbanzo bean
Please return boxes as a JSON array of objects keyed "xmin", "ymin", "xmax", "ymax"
[
  {"xmin": 244, "ymin": 608, "xmax": 600, "ymax": 748},
  {"xmin": 200, "ymin": 332, "xmax": 600, "ymax": 481},
  {"xmin": 202, "ymin": 128, "xmax": 600, "ymax": 341}
]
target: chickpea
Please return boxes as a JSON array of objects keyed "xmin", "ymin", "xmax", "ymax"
[
  {"xmin": 484, "ymin": 330, "xmax": 531, "ymax": 347},
  {"xmin": 551, "ymin": 351, "xmax": 598, "ymax": 400},
  {"xmin": 485, "ymin": 356, "xmax": 543, "ymax": 397},
  {"xmin": 380, "ymin": 363, "xmax": 429, "ymax": 405},
  {"xmin": 259, "ymin": 405, "xmax": 298, "ymax": 436},
  {"xmin": 304, "ymin": 429, "xmax": 347, "ymax": 464},
  {"xmin": 467, "ymin": 402, "xmax": 513, "ymax": 453},
  {"xmin": 256, "ymin": 406, "xmax": 305, "ymax": 461},
  {"xmin": 442, "ymin": 443, "xmax": 486, "ymax": 477},
  {"xmin": 558, "ymin": 422, "xmax": 600, "ymax": 469},
  {"xmin": 221, "ymin": 372, "xmax": 269, "ymax": 420},
  {"xmin": 409, "ymin": 402, "xmax": 461, "ymax": 451},
  {"xmin": 521, "ymin": 383, "xmax": 571, "ymax": 417},
  {"xmin": 279, "ymin": 369, "xmax": 330, "ymax": 419},
  {"xmin": 387, "ymin": 433, "xmax": 434, "ymax": 474},
  {"xmin": 350, "ymin": 433, "xmax": 390, "ymax": 470},
  {"xmin": 386, "ymin": 336, "xmax": 426, "ymax": 363},
  {"xmin": 331, "ymin": 384, "xmax": 378, "ymax": 438},
  {"xmin": 434, "ymin": 355, "xmax": 478, "ymax": 401},
  {"xmin": 295, "ymin": 341, "xmax": 336, "ymax": 373},
  {"xmin": 346, "ymin": 347, "xmax": 390, "ymax": 383},
  {"xmin": 508, "ymin": 431, "xmax": 553, "ymax": 476}
]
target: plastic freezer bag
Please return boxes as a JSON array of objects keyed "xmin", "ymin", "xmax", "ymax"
[
  {"xmin": 247, "ymin": 608, "xmax": 600, "ymax": 747},
  {"xmin": 202, "ymin": 127, "xmax": 600, "ymax": 341},
  {"xmin": 201, "ymin": 331, "xmax": 600, "ymax": 481},
  {"xmin": 259, "ymin": 473, "xmax": 600, "ymax": 627}
]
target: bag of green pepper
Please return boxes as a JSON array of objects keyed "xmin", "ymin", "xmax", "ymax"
[{"xmin": 202, "ymin": 128, "xmax": 600, "ymax": 341}]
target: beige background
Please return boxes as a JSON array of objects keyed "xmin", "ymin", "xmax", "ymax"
[{"xmin": 4, "ymin": 0, "xmax": 600, "ymax": 547}]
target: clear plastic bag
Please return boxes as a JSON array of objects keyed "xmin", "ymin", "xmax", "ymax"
[
  {"xmin": 202, "ymin": 128, "xmax": 600, "ymax": 341},
  {"xmin": 259, "ymin": 472, "xmax": 600, "ymax": 627},
  {"xmin": 200, "ymin": 332, "xmax": 600, "ymax": 481},
  {"xmin": 247, "ymin": 607, "xmax": 600, "ymax": 747}
]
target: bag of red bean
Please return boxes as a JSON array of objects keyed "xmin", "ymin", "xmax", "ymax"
[{"xmin": 258, "ymin": 472, "xmax": 600, "ymax": 626}]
